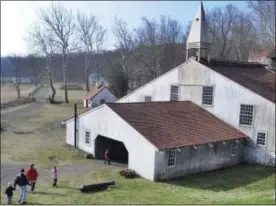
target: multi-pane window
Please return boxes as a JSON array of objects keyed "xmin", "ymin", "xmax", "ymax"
[
  {"xmin": 230, "ymin": 141, "xmax": 238, "ymax": 156},
  {"xmin": 202, "ymin": 86, "xmax": 214, "ymax": 106},
  {"xmin": 85, "ymin": 131, "xmax": 90, "ymax": 145},
  {"xmin": 144, "ymin": 96, "xmax": 152, "ymax": 102},
  {"xmin": 167, "ymin": 149, "xmax": 176, "ymax": 167},
  {"xmin": 239, "ymin": 104, "xmax": 254, "ymax": 126},
  {"xmin": 170, "ymin": 85, "xmax": 179, "ymax": 101},
  {"xmin": 100, "ymin": 99, "xmax": 105, "ymax": 105},
  {"xmin": 257, "ymin": 132, "xmax": 266, "ymax": 146}
]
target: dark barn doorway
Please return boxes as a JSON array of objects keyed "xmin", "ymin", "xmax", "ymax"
[{"xmin": 95, "ymin": 135, "xmax": 128, "ymax": 164}]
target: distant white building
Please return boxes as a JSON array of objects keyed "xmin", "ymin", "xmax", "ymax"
[
  {"xmin": 248, "ymin": 49, "xmax": 276, "ymax": 71},
  {"xmin": 83, "ymin": 85, "xmax": 117, "ymax": 108},
  {"xmin": 89, "ymin": 73, "xmax": 109, "ymax": 87}
]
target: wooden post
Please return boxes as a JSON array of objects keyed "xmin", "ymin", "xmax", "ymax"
[{"xmin": 74, "ymin": 103, "xmax": 77, "ymax": 148}]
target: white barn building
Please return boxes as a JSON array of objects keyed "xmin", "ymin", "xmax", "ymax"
[
  {"xmin": 65, "ymin": 2, "xmax": 275, "ymax": 181},
  {"xmin": 65, "ymin": 101, "xmax": 247, "ymax": 181},
  {"xmin": 83, "ymin": 85, "xmax": 117, "ymax": 108},
  {"xmin": 117, "ymin": 2, "xmax": 275, "ymax": 166}
]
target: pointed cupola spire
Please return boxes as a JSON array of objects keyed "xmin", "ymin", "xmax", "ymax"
[{"xmin": 186, "ymin": 1, "xmax": 212, "ymax": 62}]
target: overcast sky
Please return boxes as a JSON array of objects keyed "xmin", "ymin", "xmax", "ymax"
[{"xmin": 1, "ymin": 1, "xmax": 247, "ymax": 56}]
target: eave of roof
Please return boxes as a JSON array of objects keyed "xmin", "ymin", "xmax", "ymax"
[{"xmin": 84, "ymin": 86, "xmax": 105, "ymax": 100}]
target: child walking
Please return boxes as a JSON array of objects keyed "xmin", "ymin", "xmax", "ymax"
[
  {"xmin": 51, "ymin": 166, "xmax": 58, "ymax": 187},
  {"xmin": 104, "ymin": 149, "xmax": 111, "ymax": 165},
  {"xmin": 5, "ymin": 182, "xmax": 15, "ymax": 205}
]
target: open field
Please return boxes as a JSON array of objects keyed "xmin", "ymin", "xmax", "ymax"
[
  {"xmin": 1, "ymin": 83, "xmax": 36, "ymax": 102},
  {"xmin": 1, "ymin": 99, "xmax": 275, "ymax": 204},
  {"xmin": 1, "ymin": 103, "xmax": 87, "ymax": 166},
  {"xmin": 51, "ymin": 83, "xmax": 86, "ymax": 103},
  {"xmin": 1, "ymin": 164, "xmax": 275, "ymax": 204}
]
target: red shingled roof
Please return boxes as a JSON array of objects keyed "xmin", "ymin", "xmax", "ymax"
[
  {"xmin": 200, "ymin": 59, "xmax": 276, "ymax": 103},
  {"xmin": 107, "ymin": 101, "xmax": 247, "ymax": 150},
  {"xmin": 84, "ymin": 85, "xmax": 105, "ymax": 100}
]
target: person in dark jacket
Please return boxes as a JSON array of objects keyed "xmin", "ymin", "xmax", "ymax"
[
  {"xmin": 5, "ymin": 182, "xmax": 15, "ymax": 205},
  {"xmin": 14, "ymin": 169, "xmax": 31, "ymax": 205}
]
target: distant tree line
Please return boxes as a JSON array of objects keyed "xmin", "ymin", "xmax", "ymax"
[{"xmin": 1, "ymin": 0, "xmax": 275, "ymax": 101}]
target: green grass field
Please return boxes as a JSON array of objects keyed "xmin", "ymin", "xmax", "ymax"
[
  {"xmin": 1, "ymin": 164, "xmax": 275, "ymax": 204},
  {"xmin": 51, "ymin": 83, "xmax": 86, "ymax": 103},
  {"xmin": 1, "ymin": 90, "xmax": 275, "ymax": 204},
  {"xmin": 1, "ymin": 83, "xmax": 36, "ymax": 102},
  {"xmin": 1, "ymin": 103, "xmax": 87, "ymax": 167}
]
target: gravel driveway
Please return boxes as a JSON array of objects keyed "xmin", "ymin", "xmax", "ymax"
[{"xmin": 1, "ymin": 161, "xmax": 125, "ymax": 190}]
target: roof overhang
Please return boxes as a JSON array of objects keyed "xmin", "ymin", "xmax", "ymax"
[{"xmin": 64, "ymin": 104, "xmax": 105, "ymax": 124}]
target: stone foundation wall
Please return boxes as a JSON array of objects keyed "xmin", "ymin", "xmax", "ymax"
[{"xmin": 244, "ymin": 142, "xmax": 275, "ymax": 166}]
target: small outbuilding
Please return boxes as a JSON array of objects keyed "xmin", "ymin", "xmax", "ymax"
[
  {"xmin": 65, "ymin": 101, "xmax": 248, "ymax": 181},
  {"xmin": 83, "ymin": 85, "xmax": 117, "ymax": 108}
]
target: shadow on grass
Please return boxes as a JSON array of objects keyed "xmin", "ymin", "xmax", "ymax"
[
  {"xmin": 162, "ymin": 164, "xmax": 275, "ymax": 191},
  {"xmin": 57, "ymin": 185, "xmax": 79, "ymax": 191},
  {"xmin": 110, "ymin": 162, "xmax": 127, "ymax": 167},
  {"xmin": 33, "ymin": 191, "xmax": 66, "ymax": 196}
]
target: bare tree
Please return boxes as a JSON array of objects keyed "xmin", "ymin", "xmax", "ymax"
[
  {"xmin": 27, "ymin": 24, "xmax": 57, "ymax": 102},
  {"xmin": 134, "ymin": 17, "xmax": 164, "ymax": 81},
  {"xmin": 230, "ymin": 11, "xmax": 259, "ymax": 61},
  {"xmin": 40, "ymin": 3, "xmax": 75, "ymax": 103},
  {"xmin": 159, "ymin": 16, "xmax": 184, "ymax": 71},
  {"xmin": 208, "ymin": 4, "xmax": 239, "ymax": 59},
  {"xmin": 113, "ymin": 17, "xmax": 137, "ymax": 91},
  {"xmin": 134, "ymin": 16, "xmax": 183, "ymax": 81},
  {"xmin": 76, "ymin": 12, "xmax": 106, "ymax": 92},
  {"xmin": 25, "ymin": 54, "xmax": 42, "ymax": 87},
  {"xmin": 4, "ymin": 55, "xmax": 25, "ymax": 99},
  {"xmin": 247, "ymin": 0, "xmax": 275, "ymax": 48}
]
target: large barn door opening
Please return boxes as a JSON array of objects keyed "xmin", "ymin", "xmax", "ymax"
[{"xmin": 95, "ymin": 135, "xmax": 128, "ymax": 164}]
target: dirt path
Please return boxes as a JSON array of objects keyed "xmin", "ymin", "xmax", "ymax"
[
  {"xmin": 1, "ymin": 86, "xmax": 49, "ymax": 131},
  {"xmin": 1, "ymin": 86, "xmax": 126, "ymax": 191},
  {"xmin": 1, "ymin": 161, "xmax": 125, "ymax": 190}
]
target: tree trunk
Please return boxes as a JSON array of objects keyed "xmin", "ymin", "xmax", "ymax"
[
  {"xmin": 48, "ymin": 72, "xmax": 56, "ymax": 101},
  {"xmin": 63, "ymin": 52, "xmax": 69, "ymax": 103},
  {"xmin": 85, "ymin": 53, "xmax": 89, "ymax": 92},
  {"xmin": 64, "ymin": 67, "xmax": 69, "ymax": 103},
  {"xmin": 16, "ymin": 85, "xmax": 20, "ymax": 99},
  {"xmin": 35, "ymin": 73, "xmax": 38, "ymax": 87}
]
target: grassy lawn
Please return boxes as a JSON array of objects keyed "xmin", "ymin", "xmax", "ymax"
[
  {"xmin": 1, "ymin": 96, "xmax": 275, "ymax": 204},
  {"xmin": 1, "ymin": 103, "xmax": 87, "ymax": 167},
  {"xmin": 1, "ymin": 83, "xmax": 36, "ymax": 102},
  {"xmin": 1, "ymin": 164, "xmax": 275, "ymax": 204},
  {"xmin": 51, "ymin": 83, "xmax": 86, "ymax": 103}
]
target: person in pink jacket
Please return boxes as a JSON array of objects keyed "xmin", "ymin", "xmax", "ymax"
[{"xmin": 51, "ymin": 166, "xmax": 58, "ymax": 187}]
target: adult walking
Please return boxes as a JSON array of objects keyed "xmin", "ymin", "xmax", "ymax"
[
  {"xmin": 14, "ymin": 169, "xmax": 31, "ymax": 205},
  {"xmin": 26, "ymin": 164, "xmax": 38, "ymax": 193}
]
